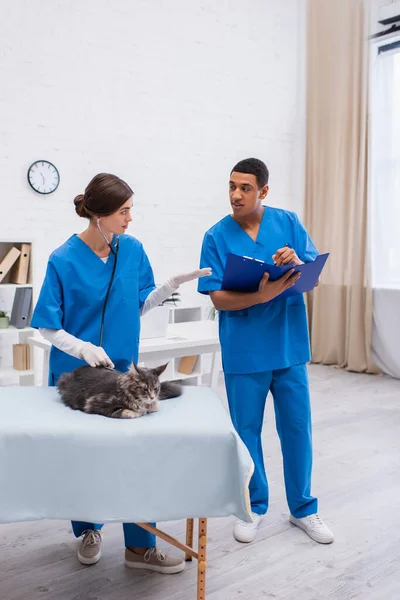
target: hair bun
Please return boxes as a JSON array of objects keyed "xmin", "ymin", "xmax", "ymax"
[{"xmin": 74, "ymin": 194, "xmax": 89, "ymax": 218}]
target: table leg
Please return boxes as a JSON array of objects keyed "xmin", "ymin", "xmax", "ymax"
[
  {"xmin": 197, "ymin": 518, "xmax": 207, "ymax": 600},
  {"xmin": 186, "ymin": 518, "xmax": 194, "ymax": 561}
]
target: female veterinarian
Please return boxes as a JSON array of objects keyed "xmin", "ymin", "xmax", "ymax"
[{"xmin": 31, "ymin": 172, "xmax": 211, "ymax": 573}]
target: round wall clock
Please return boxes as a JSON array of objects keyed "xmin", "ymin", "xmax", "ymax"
[{"xmin": 27, "ymin": 160, "xmax": 60, "ymax": 194}]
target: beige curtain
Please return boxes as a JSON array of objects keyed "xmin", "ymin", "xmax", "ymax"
[{"xmin": 305, "ymin": 0, "xmax": 377, "ymax": 372}]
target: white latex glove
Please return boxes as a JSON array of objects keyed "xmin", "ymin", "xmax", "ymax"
[
  {"xmin": 168, "ymin": 267, "xmax": 212, "ymax": 289},
  {"xmin": 79, "ymin": 342, "xmax": 115, "ymax": 368},
  {"xmin": 141, "ymin": 267, "xmax": 212, "ymax": 316},
  {"xmin": 39, "ymin": 328, "xmax": 114, "ymax": 369}
]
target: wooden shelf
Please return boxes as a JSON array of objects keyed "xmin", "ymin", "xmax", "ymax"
[
  {"xmin": 0, "ymin": 283, "xmax": 33, "ymax": 288},
  {"xmin": 174, "ymin": 371, "xmax": 201, "ymax": 381},
  {"xmin": 0, "ymin": 240, "xmax": 35, "ymax": 386}
]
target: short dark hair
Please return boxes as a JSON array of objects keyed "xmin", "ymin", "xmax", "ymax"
[
  {"xmin": 74, "ymin": 173, "xmax": 133, "ymax": 219},
  {"xmin": 231, "ymin": 158, "xmax": 269, "ymax": 188}
]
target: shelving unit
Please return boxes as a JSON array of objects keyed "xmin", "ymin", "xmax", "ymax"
[
  {"xmin": 140, "ymin": 304, "xmax": 205, "ymax": 384},
  {"xmin": 139, "ymin": 314, "xmax": 219, "ymax": 386},
  {"xmin": 139, "ymin": 353, "xmax": 202, "ymax": 385},
  {"xmin": 0, "ymin": 240, "xmax": 35, "ymax": 386},
  {"xmin": 174, "ymin": 356, "xmax": 202, "ymax": 387},
  {"xmin": 169, "ymin": 305, "xmax": 203, "ymax": 324},
  {"xmin": 170, "ymin": 305, "xmax": 218, "ymax": 385}
]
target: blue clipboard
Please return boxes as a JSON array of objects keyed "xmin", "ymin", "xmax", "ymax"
[{"xmin": 222, "ymin": 252, "xmax": 329, "ymax": 299}]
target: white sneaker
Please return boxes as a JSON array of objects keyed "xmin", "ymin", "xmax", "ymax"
[
  {"xmin": 289, "ymin": 513, "xmax": 334, "ymax": 544},
  {"xmin": 234, "ymin": 512, "xmax": 263, "ymax": 543}
]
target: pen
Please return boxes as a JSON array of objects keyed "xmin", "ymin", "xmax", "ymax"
[{"xmin": 272, "ymin": 243, "xmax": 291, "ymax": 266}]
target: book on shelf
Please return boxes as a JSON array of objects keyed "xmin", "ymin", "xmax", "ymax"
[
  {"xmin": 177, "ymin": 355, "xmax": 198, "ymax": 375},
  {"xmin": 13, "ymin": 343, "xmax": 31, "ymax": 371}
]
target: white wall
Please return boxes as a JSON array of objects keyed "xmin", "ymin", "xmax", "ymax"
[{"xmin": 0, "ymin": 0, "xmax": 306, "ymax": 306}]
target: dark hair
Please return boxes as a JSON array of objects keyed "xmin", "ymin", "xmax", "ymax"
[
  {"xmin": 74, "ymin": 173, "xmax": 133, "ymax": 219},
  {"xmin": 231, "ymin": 158, "xmax": 269, "ymax": 188}
]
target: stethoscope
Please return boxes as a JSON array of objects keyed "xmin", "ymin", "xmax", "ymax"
[{"xmin": 97, "ymin": 218, "xmax": 120, "ymax": 347}]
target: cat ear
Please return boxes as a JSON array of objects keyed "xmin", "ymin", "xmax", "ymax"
[
  {"xmin": 129, "ymin": 361, "xmax": 139, "ymax": 374},
  {"xmin": 153, "ymin": 363, "xmax": 168, "ymax": 377}
]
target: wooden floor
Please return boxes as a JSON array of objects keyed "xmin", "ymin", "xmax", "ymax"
[{"xmin": 1, "ymin": 365, "xmax": 400, "ymax": 600}]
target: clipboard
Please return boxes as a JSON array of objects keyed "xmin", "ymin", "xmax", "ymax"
[{"xmin": 222, "ymin": 252, "xmax": 329, "ymax": 299}]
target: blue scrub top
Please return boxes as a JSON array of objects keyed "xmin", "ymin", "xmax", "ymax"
[
  {"xmin": 31, "ymin": 234, "xmax": 156, "ymax": 385},
  {"xmin": 198, "ymin": 206, "xmax": 318, "ymax": 374}
]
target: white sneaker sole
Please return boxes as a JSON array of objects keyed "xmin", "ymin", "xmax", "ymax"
[
  {"xmin": 125, "ymin": 559, "xmax": 185, "ymax": 574},
  {"xmin": 234, "ymin": 515, "xmax": 263, "ymax": 543},
  {"xmin": 289, "ymin": 516, "xmax": 334, "ymax": 544},
  {"xmin": 234, "ymin": 530, "xmax": 257, "ymax": 543},
  {"xmin": 77, "ymin": 550, "xmax": 101, "ymax": 565}
]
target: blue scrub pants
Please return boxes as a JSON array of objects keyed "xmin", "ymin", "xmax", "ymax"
[
  {"xmin": 224, "ymin": 363, "xmax": 318, "ymax": 518},
  {"xmin": 72, "ymin": 521, "xmax": 156, "ymax": 548}
]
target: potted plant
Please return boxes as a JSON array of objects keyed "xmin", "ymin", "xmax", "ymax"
[{"xmin": 0, "ymin": 310, "xmax": 9, "ymax": 329}]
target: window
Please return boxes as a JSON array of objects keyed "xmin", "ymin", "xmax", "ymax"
[{"xmin": 370, "ymin": 39, "xmax": 400, "ymax": 288}]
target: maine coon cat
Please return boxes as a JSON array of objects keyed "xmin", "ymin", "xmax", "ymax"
[{"xmin": 57, "ymin": 362, "xmax": 182, "ymax": 419}]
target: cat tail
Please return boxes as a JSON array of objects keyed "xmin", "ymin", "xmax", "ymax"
[{"xmin": 159, "ymin": 380, "xmax": 183, "ymax": 400}]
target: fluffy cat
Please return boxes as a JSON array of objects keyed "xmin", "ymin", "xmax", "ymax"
[{"xmin": 57, "ymin": 362, "xmax": 182, "ymax": 419}]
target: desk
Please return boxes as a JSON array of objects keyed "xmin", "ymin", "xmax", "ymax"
[
  {"xmin": 28, "ymin": 320, "xmax": 221, "ymax": 388},
  {"xmin": 0, "ymin": 385, "xmax": 253, "ymax": 600}
]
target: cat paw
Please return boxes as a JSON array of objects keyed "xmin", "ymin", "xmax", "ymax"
[
  {"xmin": 120, "ymin": 409, "xmax": 138, "ymax": 419},
  {"xmin": 147, "ymin": 401, "xmax": 159, "ymax": 414}
]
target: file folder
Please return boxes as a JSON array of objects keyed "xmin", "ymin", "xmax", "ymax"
[
  {"xmin": 0, "ymin": 247, "xmax": 21, "ymax": 283},
  {"xmin": 222, "ymin": 252, "xmax": 329, "ymax": 299},
  {"xmin": 10, "ymin": 287, "xmax": 33, "ymax": 329},
  {"xmin": 10, "ymin": 243, "xmax": 31, "ymax": 284}
]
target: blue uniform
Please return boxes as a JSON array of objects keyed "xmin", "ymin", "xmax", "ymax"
[
  {"xmin": 31, "ymin": 234, "xmax": 155, "ymax": 385},
  {"xmin": 198, "ymin": 206, "xmax": 319, "ymax": 517},
  {"xmin": 31, "ymin": 233, "xmax": 157, "ymax": 548}
]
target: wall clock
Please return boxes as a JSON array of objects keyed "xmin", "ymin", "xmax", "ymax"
[{"xmin": 27, "ymin": 160, "xmax": 60, "ymax": 194}]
